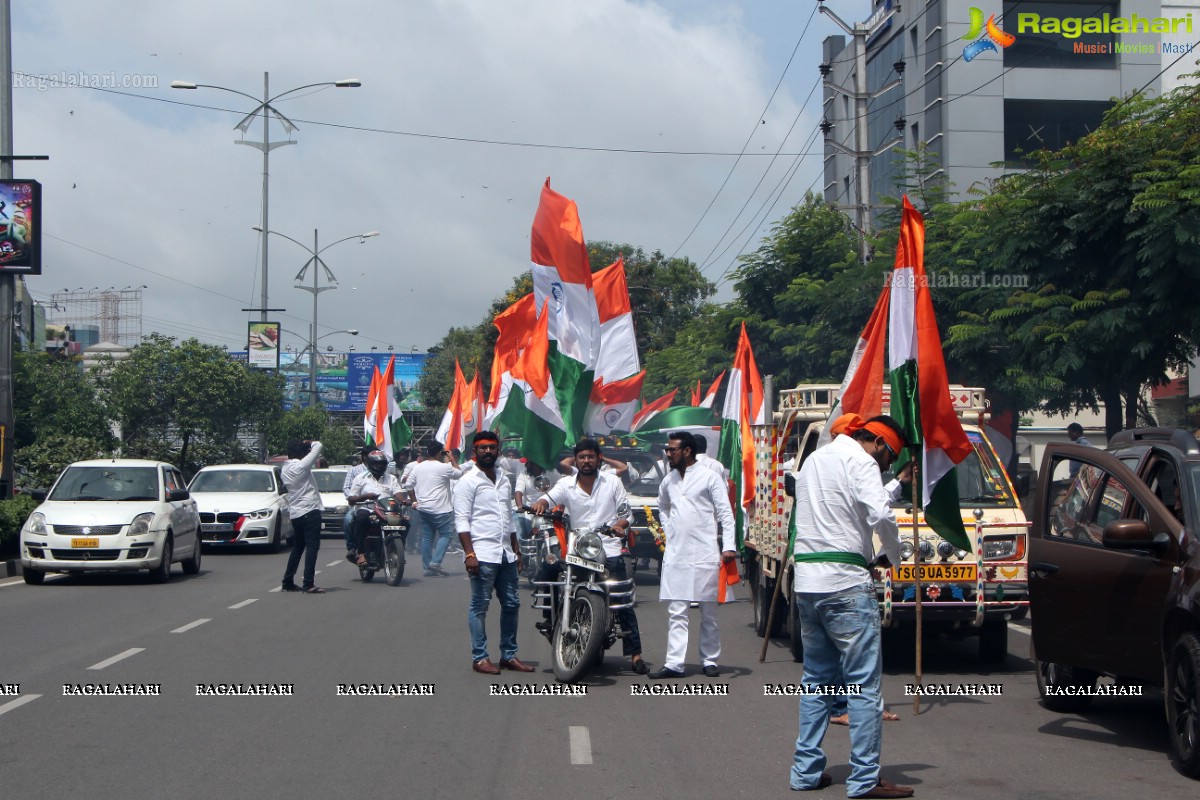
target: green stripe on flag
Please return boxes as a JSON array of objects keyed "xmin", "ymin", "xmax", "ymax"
[{"xmin": 547, "ymin": 343, "xmax": 590, "ymax": 446}]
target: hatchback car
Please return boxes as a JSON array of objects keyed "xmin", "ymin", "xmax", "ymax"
[
  {"xmin": 1030, "ymin": 427, "xmax": 1200, "ymax": 778},
  {"xmin": 313, "ymin": 467, "xmax": 350, "ymax": 537},
  {"xmin": 189, "ymin": 464, "xmax": 291, "ymax": 551},
  {"xmin": 19, "ymin": 459, "xmax": 201, "ymax": 584}
]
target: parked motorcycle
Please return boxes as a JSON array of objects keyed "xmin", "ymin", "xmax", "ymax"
[
  {"xmin": 528, "ymin": 507, "xmax": 636, "ymax": 683},
  {"xmin": 354, "ymin": 496, "xmax": 409, "ymax": 586}
]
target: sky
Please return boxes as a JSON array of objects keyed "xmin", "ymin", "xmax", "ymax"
[{"xmin": 11, "ymin": 0, "xmax": 852, "ymax": 355}]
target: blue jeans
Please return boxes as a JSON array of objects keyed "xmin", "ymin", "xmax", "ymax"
[
  {"xmin": 468, "ymin": 559, "xmax": 521, "ymax": 663},
  {"xmin": 419, "ymin": 510, "xmax": 454, "ymax": 570},
  {"xmin": 790, "ymin": 584, "xmax": 883, "ymax": 795},
  {"xmin": 342, "ymin": 508, "xmax": 355, "ymax": 551}
]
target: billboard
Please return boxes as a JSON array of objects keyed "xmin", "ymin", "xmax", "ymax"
[
  {"xmin": 231, "ymin": 351, "xmax": 429, "ymax": 412},
  {"xmin": 246, "ymin": 322, "xmax": 281, "ymax": 369},
  {"xmin": 0, "ymin": 180, "xmax": 41, "ymax": 274}
]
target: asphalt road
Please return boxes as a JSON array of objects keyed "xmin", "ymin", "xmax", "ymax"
[{"xmin": 0, "ymin": 548, "xmax": 1194, "ymax": 799}]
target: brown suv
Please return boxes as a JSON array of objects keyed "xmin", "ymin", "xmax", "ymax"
[{"xmin": 1030, "ymin": 428, "xmax": 1200, "ymax": 778}]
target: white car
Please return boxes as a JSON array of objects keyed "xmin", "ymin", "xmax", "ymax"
[
  {"xmin": 189, "ymin": 464, "xmax": 292, "ymax": 551},
  {"xmin": 19, "ymin": 459, "xmax": 202, "ymax": 585},
  {"xmin": 313, "ymin": 468, "xmax": 350, "ymax": 538}
]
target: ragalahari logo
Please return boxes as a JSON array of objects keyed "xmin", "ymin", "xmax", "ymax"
[{"xmin": 962, "ymin": 7, "xmax": 1016, "ymax": 61}]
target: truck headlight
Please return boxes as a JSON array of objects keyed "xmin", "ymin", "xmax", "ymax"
[
  {"xmin": 24, "ymin": 512, "xmax": 46, "ymax": 536},
  {"xmin": 127, "ymin": 512, "xmax": 155, "ymax": 537},
  {"xmin": 918, "ymin": 540, "xmax": 935, "ymax": 561},
  {"xmin": 936, "ymin": 540, "xmax": 956, "ymax": 560},
  {"xmin": 899, "ymin": 541, "xmax": 914, "ymax": 560},
  {"xmin": 574, "ymin": 532, "xmax": 604, "ymax": 562}
]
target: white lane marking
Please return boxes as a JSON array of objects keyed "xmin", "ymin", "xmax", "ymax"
[
  {"xmin": 0, "ymin": 695, "xmax": 42, "ymax": 717},
  {"xmin": 171, "ymin": 618, "xmax": 211, "ymax": 634},
  {"xmin": 88, "ymin": 648, "xmax": 144, "ymax": 670},
  {"xmin": 0, "ymin": 578, "xmax": 27, "ymax": 588},
  {"xmin": 569, "ymin": 725, "xmax": 593, "ymax": 765},
  {"xmin": 326, "ymin": 560, "xmax": 341, "ymax": 567},
  {"xmin": 268, "ymin": 586, "xmax": 282, "ymax": 593},
  {"xmin": 315, "ymin": 570, "xmax": 322, "ymax": 575},
  {"xmin": 228, "ymin": 599, "xmax": 258, "ymax": 610},
  {"xmin": 1010, "ymin": 624, "xmax": 1031, "ymax": 636}
]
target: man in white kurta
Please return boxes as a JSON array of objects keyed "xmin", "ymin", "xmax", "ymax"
[{"xmin": 651, "ymin": 431, "xmax": 737, "ymax": 678}]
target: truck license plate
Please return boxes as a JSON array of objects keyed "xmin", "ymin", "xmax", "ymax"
[
  {"xmin": 71, "ymin": 538, "xmax": 100, "ymax": 548},
  {"xmin": 895, "ymin": 563, "xmax": 977, "ymax": 581}
]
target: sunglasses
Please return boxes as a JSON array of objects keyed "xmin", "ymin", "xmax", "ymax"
[
  {"xmin": 663, "ymin": 446, "xmax": 680, "ymax": 453},
  {"xmin": 879, "ymin": 438, "xmax": 897, "ymax": 459}
]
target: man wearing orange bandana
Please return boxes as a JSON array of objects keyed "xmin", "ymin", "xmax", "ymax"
[{"xmin": 788, "ymin": 414, "xmax": 915, "ymax": 799}]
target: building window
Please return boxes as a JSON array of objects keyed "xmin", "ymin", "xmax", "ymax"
[
  {"xmin": 1002, "ymin": 0, "xmax": 1118, "ymax": 69},
  {"xmin": 1003, "ymin": 99, "xmax": 1111, "ymax": 161}
]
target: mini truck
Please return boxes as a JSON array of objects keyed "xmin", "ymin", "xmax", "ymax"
[{"xmin": 744, "ymin": 383, "xmax": 1030, "ymax": 663}]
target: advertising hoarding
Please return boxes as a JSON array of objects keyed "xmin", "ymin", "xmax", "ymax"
[{"xmin": 0, "ymin": 180, "xmax": 41, "ymax": 274}]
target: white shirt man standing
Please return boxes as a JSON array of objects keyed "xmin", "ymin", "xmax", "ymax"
[
  {"xmin": 403, "ymin": 441, "xmax": 469, "ymax": 576},
  {"xmin": 281, "ymin": 439, "xmax": 325, "ymax": 594},
  {"xmin": 650, "ymin": 431, "xmax": 736, "ymax": 679}
]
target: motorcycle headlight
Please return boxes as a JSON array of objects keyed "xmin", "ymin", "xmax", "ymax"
[
  {"xmin": 24, "ymin": 512, "xmax": 46, "ymax": 536},
  {"xmin": 244, "ymin": 508, "xmax": 273, "ymax": 521},
  {"xmin": 128, "ymin": 512, "xmax": 155, "ymax": 537},
  {"xmin": 574, "ymin": 532, "xmax": 604, "ymax": 562}
]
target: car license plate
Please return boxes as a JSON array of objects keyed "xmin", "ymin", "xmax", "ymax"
[
  {"xmin": 202, "ymin": 523, "xmax": 233, "ymax": 532},
  {"xmin": 565, "ymin": 553, "xmax": 603, "ymax": 571},
  {"xmin": 71, "ymin": 538, "xmax": 100, "ymax": 548},
  {"xmin": 894, "ymin": 563, "xmax": 977, "ymax": 581}
]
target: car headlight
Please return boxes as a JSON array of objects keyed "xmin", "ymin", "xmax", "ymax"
[
  {"xmin": 334, "ymin": 505, "xmax": 348, "ymax": 514},
  {"xmin": 244, "ymin": 508, "xmax": 273, "ymax": 521},
  {"xmin": 24, "ymin": 512, "xmax": 46, "ymax": 536},
  {"xmin": 899, "ymin": 540, "xmax": 914, "ymax": 560},
  {"xmin": 574, "ymin": 532, "xmax": 604, "ymax": 562},
  {"xmin": 127, "ymin": 512, "xmax": 155, "ymax": 537}
]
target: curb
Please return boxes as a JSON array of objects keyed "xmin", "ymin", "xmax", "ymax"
[{"xmin": 2, "ymin": 559, "xmax": 21, "ymax": 578}]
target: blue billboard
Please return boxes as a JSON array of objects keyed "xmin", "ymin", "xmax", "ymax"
[{"xmin": 232, "ymin": 351, "xmax": 428, "ymax": 412}]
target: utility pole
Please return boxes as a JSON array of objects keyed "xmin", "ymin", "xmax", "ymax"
[{"xmin": 818, "ymin": 0, "xmax": 905, "ymax": 264}]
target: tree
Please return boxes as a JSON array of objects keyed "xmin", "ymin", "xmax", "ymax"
[
  {"xmin": 102, "ymin": 335, "xmax": 284, "ymax": 475},
  {"xmin": 13, "ymin": 350, "xmax": 114, "ymax": 452},
  {"xmin": 265, "ymin": 406, "xmax": 355, "ymax": 465}
]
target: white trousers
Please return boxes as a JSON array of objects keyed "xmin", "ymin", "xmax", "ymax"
[{"xmin": 665, "ymin": 600, "xmax": 721, "ymax": 670}]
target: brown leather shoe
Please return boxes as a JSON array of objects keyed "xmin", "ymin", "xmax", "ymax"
[
  {"xmin": 850, "ymin": 779, "xmax": 914, "ymax": 799},
  {"xmin": 498, "ymin": 657, "xmax": 535, "ymax": 673},
  {"xmin": 472, "ymin": 658, "xmax": 501, "ymax": 675}
]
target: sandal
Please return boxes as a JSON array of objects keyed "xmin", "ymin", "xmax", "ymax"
[
  {"xmin": 883, "ymin": 710, "xmax": 900, "ymax": 721},
  {"xmin": 303, "ymin": 585, "xmax": 326, "ymax": 594}
]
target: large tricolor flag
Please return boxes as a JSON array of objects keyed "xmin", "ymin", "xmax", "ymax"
[
  {"xmin": 495, "ymin": 296, "xmax": 568, "ymax": 469},
  {"xmin": 888, "ymin": 196, "xmax": 973, "ymax": 551},
  {"xmin": 529, "ymin": 179, "xmax": 601, "ymax": 445},
  {"xmin": 381, "ymin": 356, "xmax": 412, "ymax": 454},
  {"xmin": 364, "ymin": 366, "xmax": 386, "ymax": 450},
  {"xmin": 484, "ymin": 293, "xmax": 537, "ymax": 433},
  {"xmin": 630, "ymin": 388, "xmax": 679, "ymax": 431},
  {"xmin": 717, "ymin": 323, "xmax": 764, "ymax": 548},
  {"xmin": 435, "ymin": 359, "xmax": 471, "ymax": 451},
  {"xmin": 817, "ymin": 286, "xmax": 891, "ymax": 448},
  {"xmin": 698, "ymin": 371, "xmax": 725, "ymax": 410},
  {"xmin": 586, "ymin": 256, "xmax": 643, "ymax": 434}
]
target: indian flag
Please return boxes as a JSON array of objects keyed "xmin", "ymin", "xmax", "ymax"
[
  {"xmin": 529, "ymin": 179, "xmax": 600, "ymax": 446},
  {"xmin": 496, "ymin": 298, "xmax": 568, "ymax": 469},
  {"xmin": 435, "ymin": 359, "xmax": 471, "ymax": 450},
  {"xmin": 484, "ymin": 293, "xmax": 537, "ymax": 433},
  {"xmin": 698, "ymin": 371, "xmax": 724, "ymax": 409},
  {"xmin": 818, "ymin": 286, "xmax": 890, "ymax": 448},
  {"xmin": 364, "ymin": 366, "xmax": 386, "ymax": 449},
  {"xmin": 717, "ymin": 322, "xmax": 764, "ymax": 548},
  {"xmin": 888, "ymin": 196, "xmax": 973, "ymax": 551},
  {"xmin": 381, "ymin": 356, "xmax": 412, "ymax": 453},
  {"xmin": 586, "ymin": 256, "xmax": 642, "ymax": 434}
]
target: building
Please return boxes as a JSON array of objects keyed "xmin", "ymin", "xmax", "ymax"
[{"xmin": 821, "ymin": 0, "xmax": 1197, "ymax": 214}]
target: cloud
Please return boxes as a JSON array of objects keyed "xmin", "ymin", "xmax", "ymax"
[{"xmin": 13, "ymin": 0, "xmax": 820, "ymax": 352}]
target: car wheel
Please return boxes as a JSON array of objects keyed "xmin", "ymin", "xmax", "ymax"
[
  {"xmin": 1032, "ymin": 640, "xmax": 1096, "ymax": 712},
  {"xmin": 23, "ymin": 568, "xmax": 44, "ymax": 585},
  {"xmin": 150, "ymin": 538, "xmax": 173, "ymax": 584},
  {"xmin": 979, "ymin": 619, "xmax": 1008, "ymax": 663},
  {"xmin": 267, "ymin": 518, "xmax": 282, "ymax": 554},
  {"xmin": 1166, "ymin": 632, "xmax": 1200, "ymax": 777},
  {"xmin": 182, "ymin": 539, "xmax": 202, "ymax": 575}
]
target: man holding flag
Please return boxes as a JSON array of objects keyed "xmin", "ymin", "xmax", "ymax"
[{"xmin": 789, "ymin": 414, "xmax": 914, "ymax": 798}]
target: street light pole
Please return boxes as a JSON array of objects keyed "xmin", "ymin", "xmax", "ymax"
[{"xmin": 170, "ymin": 73, "xmax": 360, "ymax": 323}]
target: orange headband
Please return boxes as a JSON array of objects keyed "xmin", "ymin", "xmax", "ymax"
[
  {"xmin": 862, "ymin": 421, "xmax": 905, "ymax": 456},
  {"xmin": 829, "ymin": 413, "xmax": 865, "ymax": 438}
]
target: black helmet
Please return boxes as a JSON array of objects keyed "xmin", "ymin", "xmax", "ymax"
[{"xmin": 365, "ymin": 450, "xmax": 389, "ymax": 477}]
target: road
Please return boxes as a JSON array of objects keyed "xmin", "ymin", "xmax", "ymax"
[{"xmin": 0, "ymin": 549, "xmax": 1193, "ymax": 799}]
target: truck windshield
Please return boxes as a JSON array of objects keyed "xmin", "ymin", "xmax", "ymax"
[{"xmin": 956, "ymin": 431, "xmax": 1016, "ymax": 506}]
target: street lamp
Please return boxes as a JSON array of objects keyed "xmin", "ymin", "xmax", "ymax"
[
  {"xmin": 170, "ymin": 73, "xmax": 361, "ymax": 323},
  {"xmin": 257, "ymin": 226, "xmax": 378, "ymax": 405}
]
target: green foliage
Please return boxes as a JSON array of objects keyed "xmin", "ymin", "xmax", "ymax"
[
  {"xmin": 16, "ymin": 434, "xmax": 112, "ymax": 491},
  {"xmin": 265, "ymin": 406, "xmax": 356, "ymax": 465},
  {"xmin": 13, "ymin": 350, "xmax": 115, "ymax": 452},
  {"xmin": 0, "ymin": 494, "xmax": 39, "ymax": 543},
  {"xmin": 101, "ymin": 334, "xmax": 285, "ymax": 476}
]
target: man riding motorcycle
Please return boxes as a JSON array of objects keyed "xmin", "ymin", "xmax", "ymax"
[
  {"xmin": 532, "ymin": 437, "xmax": 649, "ymax": 675},
  {"xmin": 346, "ymin": 450, "xmax": 405, "ymax": 566}
]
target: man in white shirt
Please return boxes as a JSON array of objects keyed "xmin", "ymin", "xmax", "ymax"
[
  {"xmin": 454, "ymin": 430, "xmax": 533, "ymax": 675},
  {"xmin": 403, "ymin": 441, "xmax": 469, "ymax": 577},
  {"xmin": 650, "ymin": 431, "xmax": 736, "ymax": 679},
  {"xmin": 280, "ymin": 439, "xmax": 325, "ymax": 594},
  {"xmin": 346, "ymin": 450, "xmax": 404, "ymax": 566},
  {"xmin": 398, "ymin": 448, "xmax": 424, "ymax": 553},
  {"xmin": 788, "ymin": 414, "xmax": 913, "ymax": 799},
  {"xmin": 533, "ymin": 438, "xmax": 648, "ymax": 674}
]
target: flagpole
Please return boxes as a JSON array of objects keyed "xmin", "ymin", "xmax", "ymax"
[{"xmin": 910, "ymin": 448, "xmax": 922, "ymax": 715}]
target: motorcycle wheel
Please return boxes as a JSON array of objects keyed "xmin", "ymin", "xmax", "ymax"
[
  {"xmin": 552, "ymin": 591, "xmax": 606, "ymax": 683},
  {"xmin": 384, "ymin": 537, "xmax": 406, "ymax": 586}
]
